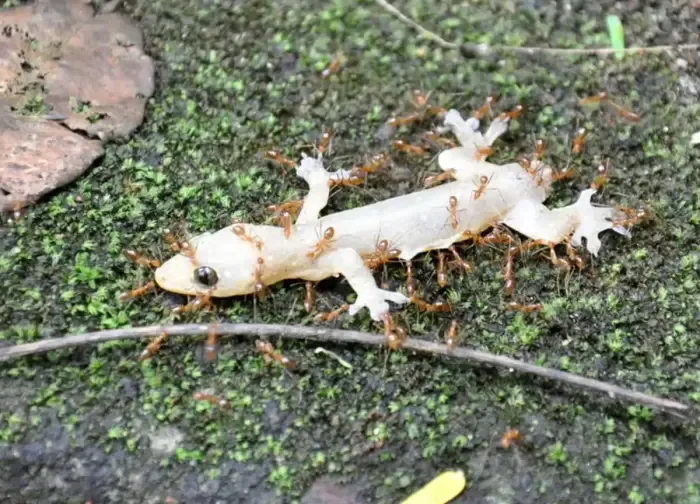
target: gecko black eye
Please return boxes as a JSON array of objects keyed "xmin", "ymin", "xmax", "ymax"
[{"xmin": 194, "ymin": 266, "xmax": 218, "ymax": 286}]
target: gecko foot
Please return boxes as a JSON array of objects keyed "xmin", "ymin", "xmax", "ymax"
[
  {"xmin": 349, "ymin": 289, "xmax": 409, "ymax": 322},
  {"xmin": 570, "ymin": 189, "xmax": 630, "ymax": 256}
]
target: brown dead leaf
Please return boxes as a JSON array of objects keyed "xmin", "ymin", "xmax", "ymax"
[
  {"xmin": 0, "ymin": 113, "xmax": 103, "ymax": 212},
  {"xmin": 0, "ymin": 0, "xmax": 154, "ymax": 211}
]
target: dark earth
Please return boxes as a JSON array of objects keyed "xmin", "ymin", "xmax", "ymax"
[{"xmin": 1, "ymin": 0, "xmax": 700, "ymax": 503}]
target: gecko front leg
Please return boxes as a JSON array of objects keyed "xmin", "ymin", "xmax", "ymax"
[
  {"xmin": 436, "ymin": 107, "xmax": 519, "ymax": 181},
  {"xmin": 311, "ymin": 248, "xmax": 409, "ymax": 321},
  {"xmin": 295, "ymin": 153, "xmax": 331, "ymax": 224},
  {"xmin": 295, "ymin": 152, "xmax": 359, "ymax": 224}
]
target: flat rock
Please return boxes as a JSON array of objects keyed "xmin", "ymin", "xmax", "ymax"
[
  {"xmin": 0, "ymin": 113, "xmax": 103, "ymax": 211},
  {"xmin": 0, "ymin": 0, "xmax": 154, "ymax": 211}
]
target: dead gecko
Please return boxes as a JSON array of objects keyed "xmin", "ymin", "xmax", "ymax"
[{"xmin": 148, "ymin": 108, "xmax": 638, "ymax": 321}]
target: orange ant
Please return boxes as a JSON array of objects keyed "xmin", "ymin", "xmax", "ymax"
[
  {"xmin": 350, "ymin": 152, "xmax": 391, "ymax": 178},
  {"xmin": 472, "ymin": 94, "xmax": 498, "ymax": 120},
  {"xmin": 423, "ymin": 130, "xmax": 457, "ymax": 149},
  {"xmin": 255, "ymin": 340, "xmax": 297, "ymax": 369},
  {"xmin": 410, "ymin": 296, "xmax": 451, "ymax": 313},
  {"xmin": 328, "ymin": 174, "xmax": 365, "ymax": 189},
  {"xmin": 307, "ymin": 227, "xmax": 335, "ymax": 260},
  {"xmin": 449, "ymin": 196, "xmax": 459, "ymax": 229},
  {"xmin": 321, "ymin": 53, "xmax": 343, "ymax": 79},
  {"xmin": 472, "ymin": 174, "xmax": 493, "ymax": 200},
  {"xmin": 276, "ymin": 210, "xmax": 293, "ymax": 238},
  {"xmin": 437, "ymin": 251, "xmax": 448, "ymax": 287},
  {"xmin": 404, "ymin": 260, "xmax": 418, "ymax": 297},
  {"xmin": 264, "ymin": 150, "xmax": 297, "ymax": 175},
  {"xmin": 613, "ymin": 206, "xmax": 654, "ymax": 229},
  {"xmin": 178, "ymin": 240, "xmax": 199, "ymax": 265},
  {"xmin": 317, "ymin": 130, "xmax": 333, "ymax": 154},
  {"xmin": 173, "ymin": 292, "xmax": 214, "ymax": 315},
  {"xmin": 139, "ymin": 332, "xmax": 169, "ymax": 361},
  {"xmin": 304, "ymin": 281, "xmax": 315, "ymax": 313},
  {"xmin": 572, "ymin": 127, "xmax": 588, "ymax": 154},
  {"xmin": 192, "ymin": 392, "xmax": 232, "ymax": 410},
  {"xmin": 202, "ymin": 326, "xmax": 219, "ymax": 361},
  {"xmin": 472, "ymin": 226, "xmax": 514, "ymax": 247},
  {"xmin": 120, "ymin": 280, "xmax": 156, "ymax": 301},
  {"xmin": 268, "ymin": 200, "xmax": 303, "ymax": 220},
  {"xmin": 517, "ymin": 154, "xmax": 535, "ymax": 176},
  {"xmin": 552, "ymin": 167, "xmax": 576, "ymax": 182},
  {"xmin": 253, "ymin": 257, "xmax": 266, "ymax": 300},
  {"xmin": 534, "ymin": 139, "xmax": 545, "ymax": 160},
  {"xmin": 161, "ymin": 228, "xmax": 197, "ymax": 264},
  {"xmin": 504, "ymin": 246, "xmax": 519, "ymax": 295},
  {"xmin": 591, "ymin": 163, "xmax": 610, "ymax": 191},
  {"xmin": 233, "ymin": 224, "xmax": 264, "ymax": 250},
  {"xmin": 579, "ymin": 92, "xmax": 641, "ymax": 123},
  {"xmin": 424, "ymin": 169, "xmax": 456, "ymax": 188},
  {"xmin": 475, "ymin": 146, "xmax": 494, "ymax": 161},
  {"xmin": 383, "ymin": 312, "xmax": 408, "ymax": 350},
  {"xmin": 388, "ymin": 89, "xmax": 446, "ymax": 127},
  {"xmin": 446, "ymin": 320, "xmax": 459, "ymax": 351},
  {"xmin": 392, "ymin": 139, "xmax": 427, "ymax": 156},
  {"xmin": 565, "ymin": 241, "xmax": 585, "ymax": 270},
  {"xmin": 364, "ymin": 239, "xmax": 401, "ymax": 270},
  {"xmin": 163, "ymin": 228, "xmax": 183, "ymax": 252},
  {"xmin": 496, "ymin": 104, "xmax": 525, "ymax": 121},
  {"xmin": 316, "ymin": 303, "xmax": 350, "ymax": 321},
  {"xmin": 124, "ymin": 249, "xmax": 161, "ymax": 269},
  {"xmin": 506, "ymin": 301, "xmax": 543, "ymax": 313},
  {"xmin": 501, "ymin": 428, "xmax": 522, "ymax": 449}
]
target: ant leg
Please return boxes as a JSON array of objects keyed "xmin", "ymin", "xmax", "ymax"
[
  {"xmin": 565, "ymin": 239, "xmax": 585, "ymax": 270},
  {"xmin": 448, "ymin": 246, "xmax": 473, "ymax": 273},
  {"xmin": 400, "ymin": 260, "xmax": 449, "ymax": 312}
]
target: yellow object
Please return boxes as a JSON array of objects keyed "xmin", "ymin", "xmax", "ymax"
[{"xmin": 400, "ymin": 470, "xmax": 466, "ymax": 504}]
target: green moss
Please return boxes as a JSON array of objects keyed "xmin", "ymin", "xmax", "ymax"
[{"xmin": 1, "ymin": 0, "xmax": 700, "ymax": 501}]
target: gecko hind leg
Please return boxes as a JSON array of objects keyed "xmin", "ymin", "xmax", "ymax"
[
  {"xmin": 498, "ymin": 188, "xmax": 635, "ymax": 301},
  {"xmin": 313, "ymin": 248, "xmax": 409, "ymax": 322}
]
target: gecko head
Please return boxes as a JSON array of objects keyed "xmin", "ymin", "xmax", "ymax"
[{"xmin": 154, "ymin": 230, "xmax": 259, "ymax": 297}]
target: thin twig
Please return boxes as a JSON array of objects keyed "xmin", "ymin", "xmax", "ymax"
[
  {"xmin": 0, "ymin": 323, "xmax": 692, "ymax": 416},
  {"xmin": 375, "ymin": 0, "xmax": 699, "ymax": 58},
  {"xmin": 375, "ymin": 0, "xmax": 457, "ymax": 49}
]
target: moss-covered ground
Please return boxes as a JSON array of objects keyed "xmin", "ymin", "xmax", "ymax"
[{"xmin": 1, "ymin": 0, "xmax": 700, "ymax": 502}]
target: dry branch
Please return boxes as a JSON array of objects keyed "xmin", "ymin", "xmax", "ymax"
[{"xmin": 0, "ymin": 323, "xmax": 692, "ymax": 417}]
